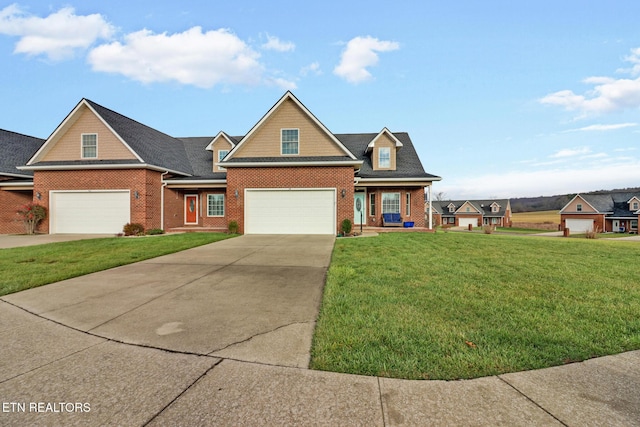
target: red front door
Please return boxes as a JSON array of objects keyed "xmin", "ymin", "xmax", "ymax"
[{"xmin": 185, "ymin": 195, "xmax": 198, "ymax": 224}]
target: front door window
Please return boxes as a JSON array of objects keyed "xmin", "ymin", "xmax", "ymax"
[
  {"xmin": 185, "ymin": 195, "xmax": 198, "ymax": 224},
  {"xmin": 354, "ymin": 193, "xmax": 366, "ymax": 225}
]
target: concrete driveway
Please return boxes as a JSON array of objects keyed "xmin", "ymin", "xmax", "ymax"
[{"xmin": 2, "ymin": 234, "xmax": 334, "ymax": 367}]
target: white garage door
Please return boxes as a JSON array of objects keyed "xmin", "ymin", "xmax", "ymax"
[
  {"xmin": 245, "ymin": 189, "xmax": 335, "ymax": 234},
  {"xmin": 51, "ymin": 191, "xmax": 130, "ymax": 234},
  {"xmin": 458, "ymin": 218, "xmax": 477, "ymax": 228},
  {"xmin": 565, "ymin": 218, "xmax": 593, "ymax": 233}
]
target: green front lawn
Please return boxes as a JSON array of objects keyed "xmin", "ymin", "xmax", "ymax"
[
  {"xmin": 0, "ymin": 233, "xmax": 235, "ymax": 296},
  {"xmin": 311, "ymin": 232, "xmax": 640, "ymax": 380}
]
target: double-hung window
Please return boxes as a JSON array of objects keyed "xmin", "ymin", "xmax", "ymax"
[
  {"xmin": 405, "ymin": 193, "xmax": 411, "ymax": 215},
  {"xmin": 207, "ymin": 194, "xmax": 225, "ymax": 217},
  {"xmin": 218, "ymin": 149, "xmax": 229, "ymax": 162},
  {"xmin": 369, "ymin": 193, "xmax": 376, "ymax": 216},
  {"xmin": 576, "ymin": 204, "xmax": 583, "ymax": 212},
  {"xmin": 281, "ymin": 129, "xmax": 299, "ymax": 155},
  {"xmin": 82, "ymin": 134, "xmax": 97, "ymax": 158},
  {"xmin": 378, "ymin": 147, "xmax": 390, "ymax": 168},
  {"xmin": 382, "ymin": 193, "xmax": 400, "ymax": 214}
]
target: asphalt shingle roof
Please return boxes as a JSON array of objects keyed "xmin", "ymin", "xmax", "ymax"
[
  {"xmin": 433, "ymin": 199, "xmax": 510, "ymax": 217},
  {"xmin": 0, "ymin": 129, "xmax": 44, "ymax": 178},
  {"xmin": 579, "ymin": 192, "xmax": 640, "ymax": 217},
  {"xmin": 85, "ymin": 100, "xmax": 193, "ymax": 176}
]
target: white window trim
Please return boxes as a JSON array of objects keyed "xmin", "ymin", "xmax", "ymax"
[
  {"xmin": 369, "ymin": 193, "xmax": 376, "ymax": 217},
  {"xmin": 406, "ymin": 193, "xmax": 411, "ymax": 216},
  {"xmin": 207, "ymin": 194, "xmax": 225, "ymax": 217},
  {"xmin": 218, "ymin": 149, "xmax": 229, "ymax": 162},
  {"xmin": 382, "ymin": 192, "xmax": 401, "ymax": 214},
  {"xmin": 281, "ymin": 128, "xmax": 300, "ymax": 155},
  {"xmin": 378, "ymin": 147, "xmax": 391, "ymax": 168},
  {"xmin": 81, "ymin": 133, "xmax": 98, "ymax": 159},
  {"xmin": 577, "ymin": 204, "xmax": 583, "ymax": 212}
]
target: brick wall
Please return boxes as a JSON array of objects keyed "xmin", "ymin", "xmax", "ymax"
[
  {"xmin": 363, "ymin": 187, "xmax": 426, "ymax": 227},
  {"xmin": 33, "ymin": 169, "xmax": 163, "ymax": 233},
  {"xmin": 0, "ymin": 189, "xmax": 34, "ymax": 234},
  {"xmin": 226, "ymin": 166, "xmax": 354, "ymax": 234}
]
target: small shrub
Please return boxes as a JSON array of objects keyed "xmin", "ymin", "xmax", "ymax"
[
  {"xmin": 341, "ymin": 218, "xmax": 353, "ymax": 235},
  {"xmin": 228, "ymin": 220, "xmax": 239, "ymax": 234},
  {"xmin": 483, "ymin": 225, "xmax": 495, "ymax": 234},
  {"xmin": 146, "ymin": 228, "xmax": 165, "ymax": 235},
  {"xmin": 441, "ymin": 224, "xmax": 452, "ymax": 233},
  {"xmin": 123, "ymin": 223, "xmax": 145, "ymax": 236},
  {"xmin": 585, "ymin": 226, "xmax": 600, "ymax": 239},
  {"xmin": 17, "ymin": 203, "xmax": 47, "ymax": 234}
]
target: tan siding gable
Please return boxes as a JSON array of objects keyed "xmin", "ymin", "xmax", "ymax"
[
  {"xmin": 371, "ymin": 133, "xmax": 397, "ymax": 171},
  {"xmin": 457, "ymin": 201, "xmax": 481, "ymax": 214},
  {"xmin": 233, "ymin": 98, "xmax": 345, "ymax": 158},
  {"xmin": 212, "ymin": 138, "xmax": 233, "ymax": 172},
  {"xmin": 41, "ymin": 106, "xmax": 136, "ymax": 162},
  {"xmin": 565, "ymin": 196, "xmax": 597, "ymax": 213}
]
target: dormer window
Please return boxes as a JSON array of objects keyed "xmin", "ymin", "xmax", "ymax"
[
  {"xmin": 492, "ymin": 205, "xmax": 499, "ymax": 213},
  {"xmin": 281, "ymin": 129, "xmax": 299, "ymax": 155},
  {"xmin": 378, "ymin": 147, "xmax": 391, "ymax": 168},
  {"xmin": 218, "ymin": 149, "xmax": 229, "ymax": 162},
  {"xmin": 81, "ymin": 134, "xmax": 97, "ymax": 158},
  {"xmin": 632, "ymin": 201, "xmax": 639, "ymax": 211},
  {"xmin": 448, "ymin": 205, "xmax": 455, "ymax": 213}
]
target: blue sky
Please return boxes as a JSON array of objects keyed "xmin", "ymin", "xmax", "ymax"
[{"xmin": 1, "ymin": 1, "xmax": 640, "ymax": 199}]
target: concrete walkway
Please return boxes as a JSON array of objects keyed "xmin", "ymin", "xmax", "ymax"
[{"xmin": 1, "ymin": 235, "xmax": 639, "ymax": 426}]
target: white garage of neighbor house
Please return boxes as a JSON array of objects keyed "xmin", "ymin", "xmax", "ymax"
[
  {"xmin": 49, "ymin": 190, "xmax": 130, "ymax": 234},
  {"xmin": 458, "ymin": 218, "xmax": 477, "ymax": 228},
  {"xmin": 244, "ymin": 188, "xmax": 336, "ymax": 235},
  {"xmin": 564, "ymin": 218, "xmax": 594, "ymax": 233}
]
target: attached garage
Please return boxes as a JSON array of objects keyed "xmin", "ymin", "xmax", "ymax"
[
  {"xmin": 50, "ymin": 190, "xmax": 130, "ymax": 234},
  {"xmin": 245, "ymin": 189, "xmax": 336, "ymax": 234},
  {"xmin": 458, "ymin": 217, "xmax": 478, "ymax": 228},
  {"xmin": 565, "ymin": 218, "xmax": 594, "ymax": 233}
]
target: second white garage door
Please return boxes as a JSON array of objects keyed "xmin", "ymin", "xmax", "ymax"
[
  {"xmin": 565, "ymin": 218, "xmax": 594, "ymax": 233},
  {"xmin": 245, "ymin": 189, "xmax": 336, "ymax": 234},
  {"xmin": 51, "ymin": 191, "xmax": 131, "ymax": 234},
  {"xmin": 458, "ymin": 218, "xmax": 477, "ymax": 228}
]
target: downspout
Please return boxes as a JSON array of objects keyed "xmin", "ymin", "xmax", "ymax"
[
  {"xmin": 428, "ymin": 184, "xmax": 433, "ymax": 230},
  {"xmin": 161, "ymin": 171, "xmax": 169, "ymax": 230}
]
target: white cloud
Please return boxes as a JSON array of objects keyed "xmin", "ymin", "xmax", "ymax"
[
  {"xmin": 333, "ymin": 36, "xmax": 399, "ymax": 84},
  {"xmin": 540, "ymin": 48, "xmax": 640, "ymax": 115},
  {"xmin": 88, "ymin": 27, "xmax": 296, "ymax": 89},
  {"xmin": 564, "ymin": 123, "xmax": 638, "ymax": 132},
  {"xmin": 0, "ymin": 4, "xmax": 114, "ymax": 60},
  {"xmin": 261, "ymin": 34, "xmax": 294, "ymax": 52},
  {"xmin": 550, "ymin": 147, "xmax": 591, "ymax": 158},
  {"xmin": 300, "ymin": 61, "xmax": 321, "ymax": 76}
]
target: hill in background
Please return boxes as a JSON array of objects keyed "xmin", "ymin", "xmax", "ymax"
[{"xmin": 510, "ymin": 187, "xmax": 640, "ymax": 213}]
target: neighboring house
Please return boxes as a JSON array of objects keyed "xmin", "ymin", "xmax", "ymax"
[
  {"xmin": 0, "ymin": 130, "xmax": 45, "ymax": 234},
  {"xmin": 560, "ymin": 192, "xmax": 640, "ymax": 233},
  {"xmin": 427, "ymin": 199, "xmax": 512, "ymax": 228},
  {"xmin": 0, "ymin": 91, "xmax": 441, "ymax": 235}
]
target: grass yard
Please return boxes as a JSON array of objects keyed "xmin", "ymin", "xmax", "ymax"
[
  {"xmin": 311, "ymin": 232, "xmax": 640, "ymax": 380},
  {"xmin": 0, "ymin": 233, "xmax": 234, "ymax": 296}
]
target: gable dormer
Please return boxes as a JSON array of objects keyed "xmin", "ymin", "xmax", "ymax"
[
  {"xmin": 447, "ymin": 203, "xmax": 456, "ymax": 213},
  {"xmin": 27, "ymin": 99, "xmax": 138, "ymax": 164},
  {"xmin": 365, "ymin": 128, "xmax": 403, "ymax": 171},
  {"xmin": 206, "ymin": 132, "xmax": 235, "ymax": 172},
  {"xmin": 224, "ymin": 92, "xmax": 355, "ymax": 161},
  {"xmin": 628, "ymin": 196, "xmax": 640, "ymax": 212},
  {"xmin": 490, "ymin": 202, "xmax": 501, "ymax": 213},
  {"xmin": 456, "ymin": 201, "xmax": 480, "ymax": 214}
]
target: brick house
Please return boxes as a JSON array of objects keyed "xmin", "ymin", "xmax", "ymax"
[
  {"xmin": 1, "ymin": 92, "xmax": 440, "ymax": 235},
  {"xmin": 428, "ymin": 199, "xmax": 512, "ymax": 228},
  {"xmin": 560, "ymin": 192, "xmax": 640, "ymax": 233}
]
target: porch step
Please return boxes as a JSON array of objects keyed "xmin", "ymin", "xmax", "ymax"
[{"xmin": 167, "ymin": 226, "xmax": 228, "ymax": 233}]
